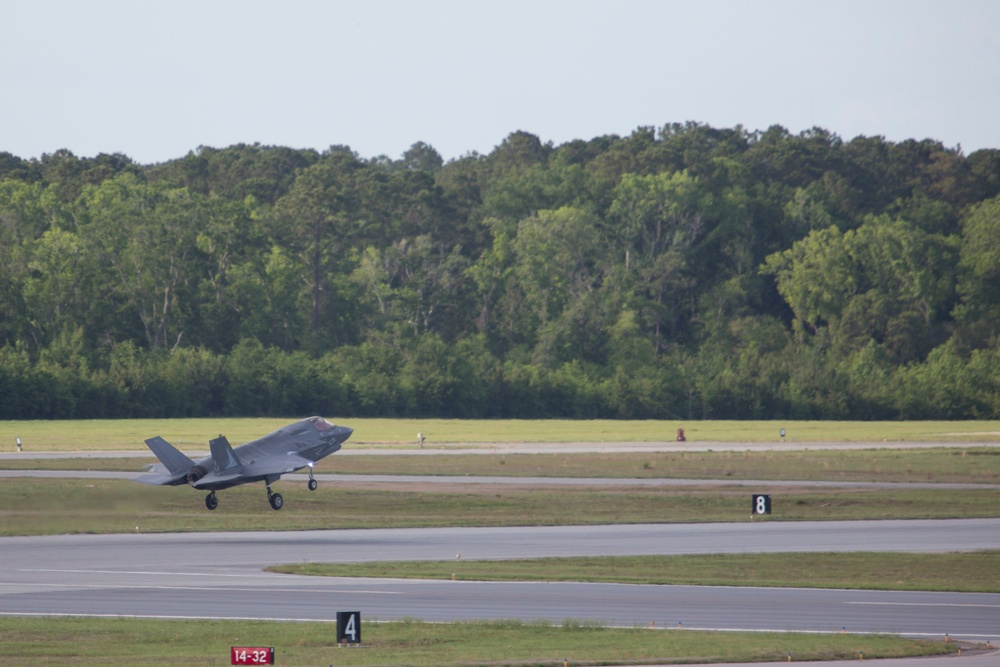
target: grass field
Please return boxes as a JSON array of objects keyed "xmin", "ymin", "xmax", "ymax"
[
  {"xmin": 2, "ymin": 417, "xmax": 999, "ymax": 451},
  {"xmin": 272, "ymin": 551, "xmax": 1000, "ymax": 593},
  {"xmin": 323, "ymin": 447, "xmax": 1000, "ymax": 483},
  {"xmin": 1, "ymin": 477, "xmax": 998, "ymax": 536},
  {"xmin": 1, "ymin": 418, "xmax": 997, "ymax": 665},
  {"xmin": 3, "ymin": 447, "xmax": 1000, "ymax": 485},
  {"xmin": 0, "ymin": 616, "xmax": 956, "ymax": 667}
]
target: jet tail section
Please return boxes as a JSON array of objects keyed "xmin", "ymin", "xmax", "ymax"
[
  {"xmin": 209, "ymin": 436, "xmax": 243, "ymax": 475},
  {"xmin": 144, "ymin": 436, "xmax": 195, "ymax": 475}
]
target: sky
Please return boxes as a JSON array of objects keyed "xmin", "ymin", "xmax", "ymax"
[{"xmin": 2, "ymin": 0, "xmax": 999, "ymax": 165}]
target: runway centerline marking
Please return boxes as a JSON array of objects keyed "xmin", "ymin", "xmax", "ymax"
[
  {"xmin": 846, "ymin": 601, "xmax": 1000, "ymax": 608},
  {"xmin": 0, "ymin": 612, "xmax": 343, "ymax": 622},
  {"xmin": 0, "ymin": 582, "xmax": 400, "ymax": 594},
  {"xmin": 22, "ymin": 568, "xmax": 284, "ymax": 578}
]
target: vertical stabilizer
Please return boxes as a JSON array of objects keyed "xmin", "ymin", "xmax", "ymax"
[{"xmin": 209, "ymin": 436, "xmax": 243, "ymax": 475}]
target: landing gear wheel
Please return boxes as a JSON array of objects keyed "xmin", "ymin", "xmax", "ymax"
[
  {"xmin": 269, "ymin": 492, "xmax": 284, "ymax": 510},
  {"xmin": 205, "ymin": 492, "xmax": 218, "ymax": 511},
  {"xmin": 308, "ymin": 478, "xmax": 318, "ymax": 491}
]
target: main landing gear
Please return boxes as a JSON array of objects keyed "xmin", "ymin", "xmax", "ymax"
[
  {"xmin": 203, "ymin": 484, "xmax": 284, "ymax": 511},
  {"xmin": 266, "ymin": 481, "xmax": 283, "ymax": 510}
]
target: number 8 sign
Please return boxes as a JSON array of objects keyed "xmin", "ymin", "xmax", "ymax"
[{"xmin": 752, "ymin": 494, "xmax": 771, "ymax": 515}]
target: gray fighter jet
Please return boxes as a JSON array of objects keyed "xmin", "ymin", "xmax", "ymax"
[{"xmin": 135, "ymin": 416, "xmax": 353, "ymax": 510}]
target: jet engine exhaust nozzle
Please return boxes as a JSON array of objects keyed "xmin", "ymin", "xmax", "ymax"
[{"xmin": 187, "ymin": 465, "xmax": 208, "ymax": 486}]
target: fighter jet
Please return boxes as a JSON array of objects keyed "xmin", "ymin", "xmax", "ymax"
[{"xmin": 134, "ymin": 416, "xmax": 353, "ymax": 510}]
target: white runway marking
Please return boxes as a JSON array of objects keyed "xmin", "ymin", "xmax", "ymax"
[
  {"xmin": 22, "ymin": 568, "xmax": 283, "ymax": 579},
  {"xmin": 847, "ymin": 601, "xmax": 1000, "ymax": 609}
]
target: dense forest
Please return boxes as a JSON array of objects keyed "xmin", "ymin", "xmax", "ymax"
[{"xmin": 2, "ymin": 123, "xmax": 999, "ymax": 420}]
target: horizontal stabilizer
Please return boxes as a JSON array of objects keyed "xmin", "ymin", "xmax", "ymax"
[
  {"xmin": 134, "ymin": 470, "xmax": 187, "ymax": 486},
  {"xmin": 144, "ymin": 436, "xmax": 195, "ymax": 475}
]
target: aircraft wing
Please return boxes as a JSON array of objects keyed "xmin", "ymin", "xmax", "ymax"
[
  {"xmin": 281, "ymin": 453, "xmax": 316, "ymax": 472},
  {"xmin": 242, "ymin": 453, "xmax": 316, "ymax": 477}
]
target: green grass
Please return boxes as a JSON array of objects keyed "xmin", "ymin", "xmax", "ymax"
[
  {"xmin": 317, "ymin": 446, "xmax": 1000, "ymax": 484},
  {"xmin": 0, "ymin": 478, "xmax": 997, "ymax": 536},
  {"xmin": 2, "ymin": 418, "xmax": 999, "ymax": 451},
  {"xmin": 273, "ymin": 551, "xmax": 1000, "ymax": 593},
  {"xmin": 0, "ymin": 419, "xmax": 994, "ymax": 664},
  {"xmin": 0, "ymin": 616, "xmax": 956, "ymax": 667}
]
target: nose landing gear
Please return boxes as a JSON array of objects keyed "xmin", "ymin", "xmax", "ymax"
[{"xmin": 308, "ymin": 467, "xmax": 318, "ymax": 491}]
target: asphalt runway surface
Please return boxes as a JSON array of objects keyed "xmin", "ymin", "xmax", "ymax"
[
  {"xmin": 2, "ymin": 521, "xmax": 999, "ymax": 641},
  {"xmin": 4, "ymin": 468, "xmax": 999, "ymax": 492}
]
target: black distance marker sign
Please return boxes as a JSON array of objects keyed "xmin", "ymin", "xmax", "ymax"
[
  {"xmin": 752, "ymin": 494, "xmax": 772, "ymax": 515},
  {"xmin": 337, "ymin": 611, "xmax": 361, "ymax": 644}
]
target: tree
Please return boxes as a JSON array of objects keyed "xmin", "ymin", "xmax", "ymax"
[
  {"xmin": 967, "ymin": 149, "xmax": 1000, "ymax": 201},
  {"xmin": 607, "ymin": 170, "xmax": 710, "ymax": 349},
  {"xmin": 399, "ymin": 141, "xmax": 444, "ymax": 172},
  {"xmin": 0, "ymin": 180, "xmax": 72, "ymax": 349},
  {"xmin": 1, "ymin": 123, "xmax": 999, "ymax": 420},
  {"xmin": 954, "ymin": 195, "xmax": 1000, "ymax": 342},
  {"xmin": 23, "ymin": 228, "xmax": 86, "ymax": 347},
  {"xmin": 148, "ymin": 144, "xmax": 319, "ymax": 204},
  {"xmin": 351, "ymin": 235, "xmax": 471, "ymax": 341},
  {"xmin": 190, "ymin": 195, "xmax": 264, "ymax": 352},
  {"xmin": 763, "ymin": 215, "xmax": 957, "ymax": 361},
  {"xmin": 80, "ymin": 175, "xmax": 202, "ymax": 350},
  {"xmin": 268, "ymin": 153, "xmax": 363, "ymax": 346},
  {"xmin": 509, "ymin": 206, "xmax": 608, "ymax": 364},
  {"xmin": 0, "ymin": 152, "xmax": 39, "ymax": 182},
  {"xmin": 487, "ymin": 131, "xmax": 551, "ymax": 176}
]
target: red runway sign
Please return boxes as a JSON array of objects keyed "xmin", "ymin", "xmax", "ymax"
[{"xmin": 231, "ymin": 646, "xmax": 274, "ymax": 665}]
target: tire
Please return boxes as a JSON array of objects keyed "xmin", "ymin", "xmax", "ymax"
[
  {"xmin": 205, "ymin": 493, "xmax": 218, "ymax": 511},
  {"xmin": 269, "ymin": 492, "xmax": 284, "ymax": 510},
  {"xmin": 308, "ymin": 478, "xmax": 318, "ymax": 491}
]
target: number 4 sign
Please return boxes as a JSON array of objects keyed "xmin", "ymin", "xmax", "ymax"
[{"xmin": 337, "ymin": 611, "xmax": 361, "ymax": 644}]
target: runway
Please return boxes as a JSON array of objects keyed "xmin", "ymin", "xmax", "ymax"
[
  {"xmin": 2, "ymin": 521, "xmax": 999, "ymax": 641},
  {"xmin": 2, "ymin": 453, "xmax": 999, "ymax": 664},
  {"xmin": 3, "ymin": 468, "xmax": 999, "ymax": 491}
]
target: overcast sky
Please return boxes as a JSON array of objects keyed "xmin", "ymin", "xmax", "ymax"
[{"xmin": 3, "ymin": 0, "xmax": 998, "ymax": 165}]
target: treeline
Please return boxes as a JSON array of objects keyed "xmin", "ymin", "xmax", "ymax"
[{"xmin": 1, "ymin": 124, "xmax": 999, "ymax": 420}]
